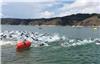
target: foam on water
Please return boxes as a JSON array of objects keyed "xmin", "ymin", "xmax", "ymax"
[
  {"xmin": 0, "ymin": 41, "xmax": 16, "ymax": 46},
  {"xmin": 0, "ymin": 31, "xmax": 100, "ymax": 47},
  {"xmin": 61, "ymin": 38, "xmax": 100, "ymax": 47},
  {"xmin": 0, "ymin": 31, "xmax": 65, "ymax": 47}
]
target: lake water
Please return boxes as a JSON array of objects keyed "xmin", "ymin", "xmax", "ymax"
[{"xmin": 1, "ymin": 25, "xmax": 100, "ymax": 64}]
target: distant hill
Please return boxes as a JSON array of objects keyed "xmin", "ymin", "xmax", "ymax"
[{"xmin": 1, "ymin": 13, "xmax": 100, "ymax": 26}]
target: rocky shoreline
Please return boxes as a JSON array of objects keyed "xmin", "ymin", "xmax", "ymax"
[{"xmin": 1, "ymin": 13, "xmax": 100, "ymax": 26}]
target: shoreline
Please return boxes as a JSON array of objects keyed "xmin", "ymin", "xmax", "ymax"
[{"xmin": 1, "ymin": 24, "xmax": 100, "ymax": 27}]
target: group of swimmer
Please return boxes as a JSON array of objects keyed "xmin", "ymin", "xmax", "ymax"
[
  {"xmin": 0, "ymin": 30, "xmax": 100, "ymax": 47},
  {"xmin": 0, "ymin": 30, "xmax": 65, "ymax": 47}
]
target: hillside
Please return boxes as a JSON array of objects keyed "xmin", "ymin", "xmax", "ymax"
[{"xmin": 1, "ymin": 13, "xmax": 100, "ymax": 26}]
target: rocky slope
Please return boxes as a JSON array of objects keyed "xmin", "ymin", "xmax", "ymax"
[{"xmin": 1, "ymin": 13, "xmax": 100, "ymax": 26}]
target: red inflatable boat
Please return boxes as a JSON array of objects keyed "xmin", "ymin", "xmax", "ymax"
[{"xmin": 16, "ymin": 40, "xmax": 31, "ymax": 50}]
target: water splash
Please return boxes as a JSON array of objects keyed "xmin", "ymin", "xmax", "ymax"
[
  {"xmin": 61, "ymin": 38, "xmax": 100, "ymax": 47},
  {"xmin": 0, "ymin": 31, "xmax": 65, "ymax": 47},
  {"xmin": 0, "ymin": 31, "xmax": 100, "ymax": 47}
]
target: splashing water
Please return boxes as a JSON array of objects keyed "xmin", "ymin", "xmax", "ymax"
[
  {"xmin": 0, "ymin": 31, "xmax": 100, "ymax": 47},
  {"xmin": 0, "ymin": 31, "xmax": 65, "ymax": 47}
]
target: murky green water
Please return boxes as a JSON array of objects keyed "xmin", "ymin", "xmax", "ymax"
[{"xmin": 2, "ymin": 43, "xmax": 100, "ymax": 64}]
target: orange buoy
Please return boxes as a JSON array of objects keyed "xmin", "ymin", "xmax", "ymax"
[
  {"xmin": 16, "ymin": 40, "xmax": 31, "ymax": 50},
  {"xmin": 24, "ymin": 40, "xmax": 31, "ymax": 48}
]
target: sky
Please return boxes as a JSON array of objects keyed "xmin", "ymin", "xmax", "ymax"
[{"xmin": 0, "ymin": 0, "xmax": 100, "ymax": 19}]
